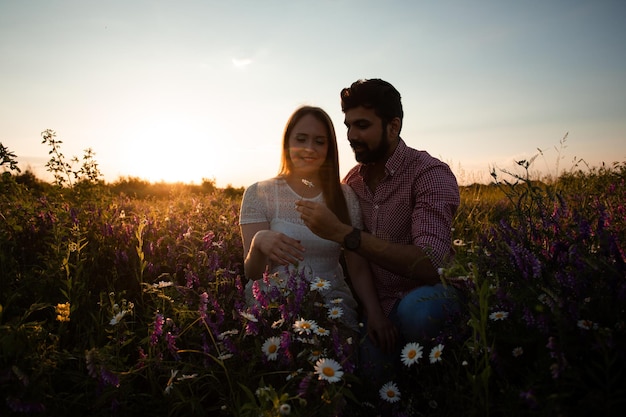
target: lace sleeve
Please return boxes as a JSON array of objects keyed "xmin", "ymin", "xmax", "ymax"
[
  {"xmin": 239, "ymin": 182, "xmax": 269, "ymax": 225},
  {"xmin": 342, "ymin": 184, "xmax": 363, "ymax": 229}
]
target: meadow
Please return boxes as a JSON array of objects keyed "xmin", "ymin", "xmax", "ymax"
[{"xmin": 1, "ymin": 135, "xmax": 625, "ymax": 416}]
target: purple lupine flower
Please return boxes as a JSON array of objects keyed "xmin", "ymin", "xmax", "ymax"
[
  {"xmin": 206, "ymin": 296, "xmax": 225, "ymax": 333},
  {"xmin": 509, "ymin": 242, "xmax": 542, "ymax": 280},
  {"xmin": 185, "ymin": 268, "xmax": 199, "ymax": 288},
  {"xmin": 221, "ymin": 334, "xmax": 238, "ymax": 355},
  {"xmin": 6, "ymin": 397, "xmax": 46, "ymax": 413},
  {"xmin": 251, "ymin": 280, "xmax": 269, "ymax": 308},
  {"xmin": 100, "ymin": 367, "xmax": 120, "ymax": 387},
  {"xmin": 203, "ymin": 231, "xmax": 215, "ymax": 246},
  {"xmin": 151, "ymin": 312, "xmax": 164, "ymax": 346},
  {"xmin": 166, "ymin": 331, "xmax": 180, "ymax": 360},
  {"xmin": 519, "ymin": 389, "xmax": 538, "ymax": 409},
  {"xmin": 297, "ymin": 373, "xmax": 313, "ymax": 398},
  {"xmin": 135, "ymin": 347, "xmax": 147, "ymax": 369},
  {"xmin": 279, "ymin": 331, "xmax": 293, "ymax": 364},
  {"xmin": 199, "ymin": 291, "xmax": 209, "ymax": 322}
]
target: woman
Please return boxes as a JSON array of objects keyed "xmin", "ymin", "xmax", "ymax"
[{"xmin": 239, "ymin": 106, "xmax": 387, "ymax": 332}]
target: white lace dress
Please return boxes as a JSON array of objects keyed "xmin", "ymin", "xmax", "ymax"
[{"xmin": 239, "ymin": 177, "xmax": 363, "ymax": 330}]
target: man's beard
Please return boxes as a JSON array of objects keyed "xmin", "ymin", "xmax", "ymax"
[{"xmin": 350, "ymin": 129, "xmax": 390, "ymax": 164}]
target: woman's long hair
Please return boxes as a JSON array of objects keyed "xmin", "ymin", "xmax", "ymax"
[{"xmin": 278, "ymin": 106, "xmax": 351, "ymax": 225}]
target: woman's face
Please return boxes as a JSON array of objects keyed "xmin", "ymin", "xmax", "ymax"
[{"xmin": 287, "ymin": 114, "xmax": 329, "ymax": 177}]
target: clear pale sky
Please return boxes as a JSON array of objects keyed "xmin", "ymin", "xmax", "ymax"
[{"xmin": 1, "ymin": 0, "xmax": 625, "ymax": 187}]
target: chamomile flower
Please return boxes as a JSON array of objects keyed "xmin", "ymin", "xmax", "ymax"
[
  {"xmin": 313, "ymin": 326, "xmax": 330, "ymax": 337},
  {"xmin": 577, "ymin": 319, "xmax": 598, "ymax": 330},
  {"xmin": 153, "ymin": 280, "xmax": 174, "ymax": 288},
  {"xmin": 309, "ymin": 349, "xmax": 324, "ymax": 361},
  {"xmin": 109, "ymin": 310, "xmax": 128, "ymax": 326},
  {"xmin": 240, "ymin": 311, "xmax": 258, "ymax": 322},
  {"xmin": 310, "ymin": 277, "xmax": 331, "ymax": 291},
  {"xmin": 293, "ymin": 318, "xmax": 317, "ymax": 335},
  {"xmin": 279, "ymin": 403, "xmax": 291, "ymax": 415},
  {"xmin": 327, "ymin": 306, "xmax": 344, "ymax": 320},
  {"xmin": 429, "ymin": 344, "xmax": 445, "ymax": 363},
  {"xmin": 314, "ymin": 358, "xmax": 343, "ymax": 383},
  {"xmin": 262, "ymin": 336, "xmax": 281, "ymax": 361},
  {"xmin": 379, "ymin": 381, "xmax": 401, "ymax": 403},
  {"xmin": 512, "ymin": 346, "xmax": 524, "ymax": 357},
  {"xmin": 271, "ymin": 318, "xmax": 285, "ymax": 329},
  {"xmin": 217, "ymin": 329, "xmax": 239, "ymax": 340},
  {"xmin": 329, "ymin": 297, "xmax": 343, "ymax": 305},
  {"xmin": 489, "ymin": 311, "xmax": 509, "ymax": 321},
  {"xmin": 400, "ymin": 342, "xmax": 423, "ymax": 366}
]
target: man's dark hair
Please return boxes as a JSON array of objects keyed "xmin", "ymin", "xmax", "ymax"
[{"xmin": 340, "ymin": 79, "xmax": 404, "ymax": 128}]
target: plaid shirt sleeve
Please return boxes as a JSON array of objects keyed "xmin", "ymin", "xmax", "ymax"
[{"xmin": 410, "ymin": 159, "xmax": 460, "ymax": 268}]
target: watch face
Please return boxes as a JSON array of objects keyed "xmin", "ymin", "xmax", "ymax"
[{"xmin": 345, "ymin": 228, "xmax": 360, "ymax": 250}]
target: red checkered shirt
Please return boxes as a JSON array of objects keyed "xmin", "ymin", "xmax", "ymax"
[{"xmin": 344, "ymin": 139, "xmax": 460, "ymax": 316}]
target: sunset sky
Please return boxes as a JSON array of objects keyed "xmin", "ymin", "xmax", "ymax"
[{"xmin": 1, "ymin": 0, "xmax": 625, "ymax": 187}]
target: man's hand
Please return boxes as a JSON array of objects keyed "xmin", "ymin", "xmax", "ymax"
[
  {"xmin": 366, "ymin": 312, "xmax": 399, "ymax": 354},
  {"xmin": 295, "ymin": 200, "xmax": 350, "ymax": 242}
]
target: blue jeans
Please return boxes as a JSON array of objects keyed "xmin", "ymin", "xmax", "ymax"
[{"xmin": 358, "ymin": 283, "xmax": 460, "ymax": 389}]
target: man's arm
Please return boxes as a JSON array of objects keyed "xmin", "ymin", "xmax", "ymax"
[{"xmin": 296, "ymin": 201, "xmax": 440, "ymax": 286}]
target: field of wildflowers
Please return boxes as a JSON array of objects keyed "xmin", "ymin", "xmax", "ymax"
[{"xmin": 0, "ymin": 136, "xmax": 624, "ymax": 416}]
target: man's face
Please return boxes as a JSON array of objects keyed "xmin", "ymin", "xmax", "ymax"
[{"xmin": 343, "ymin": 106, "xmax": 390, "ymax": 164}]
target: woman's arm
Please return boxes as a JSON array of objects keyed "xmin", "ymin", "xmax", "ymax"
[{"xmin": 240, "ymin": 222, "xmax": 305, "ymax": 280}]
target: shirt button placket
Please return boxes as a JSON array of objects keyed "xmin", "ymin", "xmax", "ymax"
[{"xmin": 372, "ymin": 203, "xmax": 380, "ymax": 235}]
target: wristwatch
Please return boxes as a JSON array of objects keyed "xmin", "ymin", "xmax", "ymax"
[{"xmin": 343, "ymin": 228, "xmax": 361, "ymax": 251}]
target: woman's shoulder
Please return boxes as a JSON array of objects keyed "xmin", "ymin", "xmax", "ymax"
[
  {"xmin": 245, "ymin": 177, "xmax": 283, "ymax": 193},
  {"xmin": 340, "ymin": 183, "xmax": 358, "ymax": 200}
]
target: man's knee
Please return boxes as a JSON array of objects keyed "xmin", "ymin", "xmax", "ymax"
[{"xmin": 396, "ymin": 284, "xmax": 459, "ymax": 340}]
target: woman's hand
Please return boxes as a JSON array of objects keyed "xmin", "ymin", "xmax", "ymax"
[{"xmin": 252, "ymin": 230, "xmax": 305, "ymax": 266}]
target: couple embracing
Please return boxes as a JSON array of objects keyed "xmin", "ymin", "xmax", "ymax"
[{"xmin": 239, "ymin": 78, "xmax": 460, "ymax": 400}]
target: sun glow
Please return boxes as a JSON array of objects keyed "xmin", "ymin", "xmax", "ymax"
[{"xmin": 120, "ymin": 113, "xmax": 228, "ymax": 185}]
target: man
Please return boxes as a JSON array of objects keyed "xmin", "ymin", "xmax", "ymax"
[{"xmin": 296, "ymin": 78, "xmax": 460, "ymax": 389}]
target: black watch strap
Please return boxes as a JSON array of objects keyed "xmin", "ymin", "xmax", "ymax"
[{"xmin": 343, "ymin": 228, "xmax": 361, "ymax": 251}]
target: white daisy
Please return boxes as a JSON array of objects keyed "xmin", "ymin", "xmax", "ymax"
[
  {"xmin": 379, "ymin": 381, "xmax": 401, "ymax": 403},
  {"xmin": 279, "ymin": 403, "xmax": 291, "ymax": 415},
  {"xmin": 293, "ymin": 318, "xmax": 317, "ymax": 335},
  {"xmin": 577, "ymin": 319, "xmax": 598, "ymax": 330},
  {"xmin": 262, "ymin": 336, "xmax": 281, "ymax": 361},
  {"xmin": 109, "ymin": 310, "xmax": 128, "ymax": 325},
  {"xmin": 240, "ymin": 311, "xmax": 258, "ymax": 322},
  {"xmin": 327, "ymin": 306, "xmax": 344, "ymax": 320},
  {"xmin": 314, "ymin": 358, "xmax": 343, "ymax": 383},
  {"xmin": 429, "ymin": 344, "xmax": 445, "ymax": 363},
  {"xmin": 153, "ymin": 280, "xmax": 174, "ymax": 288},
  {"xmin": 489, "ymin": 311, "xmax": 509, "ymax": 321},
  {"xmin": 309, "ymin": 349, "xmax": 324, "ymax": 362},
  {"xmin": 217, "ymin": 329, "xmax": 239, "ymax": 340},
  {"xmin": 512, "ymin": 346, "xmax": 524, "ymax": 357},
  {"xmin": 313, "ymin": 326, "xmax": 330, "ymax": 337},
  {"xmin": 217, "ymin": 353, "xmax": 233, "ymax": 361},
  {"xmin": 271, "ymin": 318, "xmax": 285, "ymax": 329},
  {"xmin": 400, "ymin": 342, "xmax": 423, "ymax": 366},
  {"xmin": 310, "ymin": 277, "xmax": 331, "ymax": 291}
]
